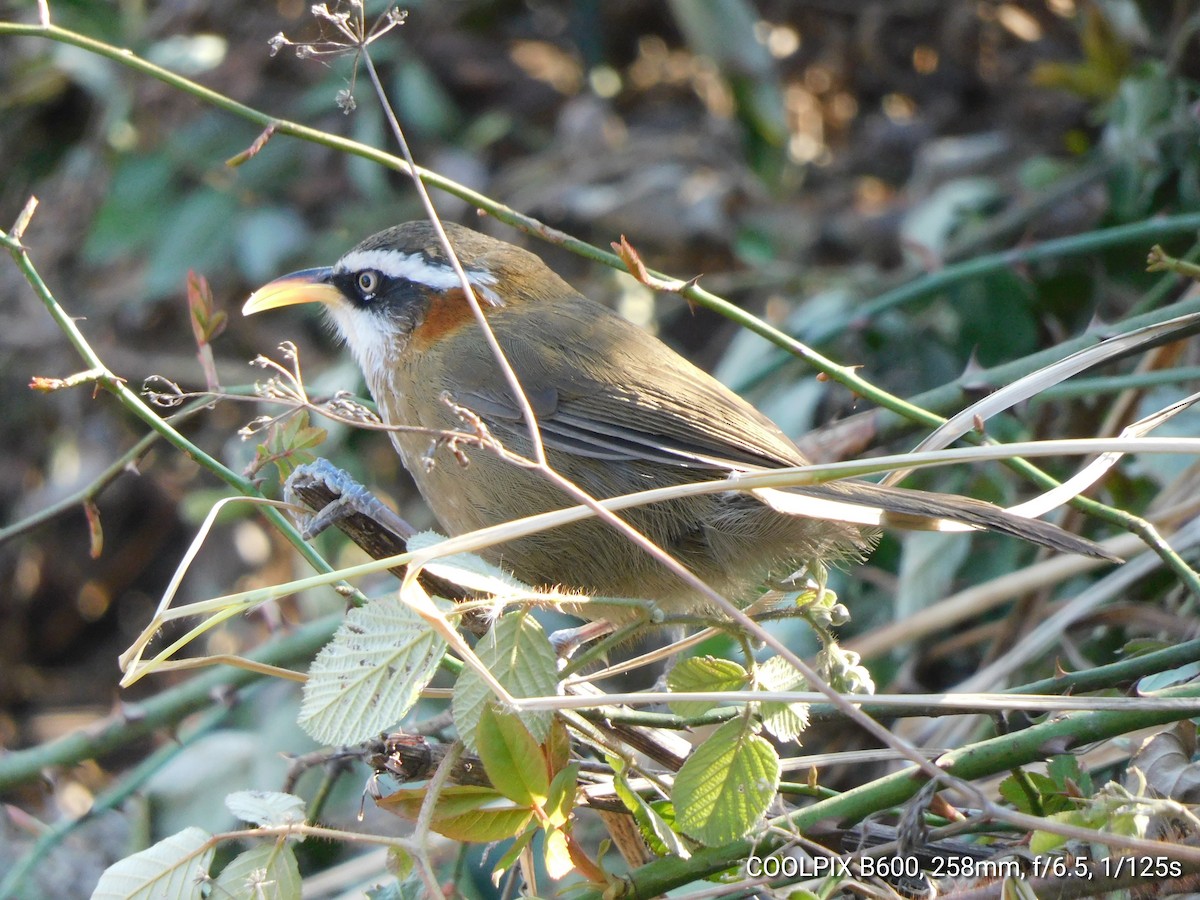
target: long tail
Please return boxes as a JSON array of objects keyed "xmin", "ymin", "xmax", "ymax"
[{"xmin": 754, "ymin": 481, "xmax": 1120, "ymax": 562}]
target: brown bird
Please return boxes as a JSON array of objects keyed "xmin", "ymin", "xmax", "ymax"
[{"xmin": 243, "ymin": 221, "xmax": 1113, "ymax": 621}]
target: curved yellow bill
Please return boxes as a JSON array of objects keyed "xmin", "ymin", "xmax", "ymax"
[{"xmin": 242, "ymin": 267, "xmax": 342, "ymax": 315}]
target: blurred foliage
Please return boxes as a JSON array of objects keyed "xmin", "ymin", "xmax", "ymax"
[{"xmin": 4, "ymin": 0, "xmax": 1200, "ymax": 896}]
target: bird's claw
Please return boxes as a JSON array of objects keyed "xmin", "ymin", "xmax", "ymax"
[{"xmin": 284, "ymin": 458, "xmax": 414, "ymax": 541}]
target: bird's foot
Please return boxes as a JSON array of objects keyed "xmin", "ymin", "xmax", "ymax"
[
  {"xmin": 548, "ymin": 620, "xmax": 614, "ymax": 662},
  {"xmin": 284, "ymin": 458, "xmax": 414, "ymax": 542}
]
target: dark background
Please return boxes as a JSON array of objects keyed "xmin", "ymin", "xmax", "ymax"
[{"xmin": 3, "ymin": 1, "xmax": 1200, "ymax": 894}]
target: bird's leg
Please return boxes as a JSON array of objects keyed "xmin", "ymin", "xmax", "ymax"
[
  {"xmin": 284, "ymin": 458, "xmax": 414, "ymax": 542},
  {"xmin": 548, "ymin": 620, "xmax": 615, "ymax": 662},
  {"xmin": 283, "ymin": 459, "xmax": 482, "ymax": 620}
]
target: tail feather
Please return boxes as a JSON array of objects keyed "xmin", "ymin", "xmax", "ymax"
[{"xmin": 757, "ymin": 481, "xmax": 1120, "ymax": 562}]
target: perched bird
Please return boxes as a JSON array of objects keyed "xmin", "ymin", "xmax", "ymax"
[{"xmin": 243, "ymin": 221, "xmax": 1112, "ymax": 621}]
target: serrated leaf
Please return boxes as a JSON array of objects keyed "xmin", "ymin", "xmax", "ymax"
[
  {"xmin": 211, "ymin": 842, "xmax": 301, "ymax": 900},
  {"xmin": 756, "ymin": 656, "xmax": 810, "ymax": 743},
  {"xmin": 377, "ymin": 784, "xmax": 533, "ymax": 842},
  {"xmin": 672, "ymin": 717, "xmax": 780, "ymax": 846},
  {"xmin": 452, "ymin": 611, "xmax": 557, "ymax": 751},
  {"xmin": 667, "ymin": 656, "xmax": 748, "ymax": 718},
  {"xmin": 477, "ymin": 702, "xmax": 550, "ymax": 807},
  {"xmin": 1047, "ymin": 754, "xmax": 1091, "ymax": 796},
  {"xmin": 92, "ymin": 826, "xmax": 214, "ymax": 900},
  {"xmin": 999, "ymin": 771, "xmax": 1072, "ymax": 816},
  {"xmin": 299, "ymin": 597, "xmax": 447, "ymax": 745},
  {"xmin": 758, "ymin": 700, "xmax": 808, "ymax": 743},
  {"xmin": 225, "ymin": 790, "xmax": 307, "ymax": 829}
]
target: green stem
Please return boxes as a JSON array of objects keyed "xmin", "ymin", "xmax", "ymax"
[
  {"xmin": 587, "ymin": 683, "xmax": 1200, "ymax": 899},
  {"xmin": 0, "ymin": 613, "xmax": 340, "ymax": 791},
  {"xmin": 2, "ymin": 226, "xmax": 337, "ymax": 581},
  {"xmin": 7, "ymin": 23, "xmax": 1196, "ymax": 596},
  {"xmin": 0, "ymin": 397, "xmax": 211, "ymax": 545},
  {"xmin": 0, "ymin": 20, "xmax": 914, "ymax": 420},
  {"xmin": 836, "ymin": 214, "xmax": 1200, "ymax": 346},
  {"xmin": 0, "ymin": 698, "xmax": 236, "ymax": 900}
]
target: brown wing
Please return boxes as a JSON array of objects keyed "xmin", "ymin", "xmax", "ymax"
[
  {"xmin": 445, "ymin": 295, "xmax": 1116, "ymax": 562},
  {"xmin": 454, "ymin": 296, "xmax": 808, "ymax": 470}
]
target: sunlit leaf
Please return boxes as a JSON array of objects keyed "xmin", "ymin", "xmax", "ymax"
[
  {"xmin": 225, "ymin": 790, "xmax": 307, "ymax": 829},
  {"xmin": 299, "ymin": 597, "xmax": 447, "ymax": 746},
  {"xmin": 211, "ymin": 842, "xmax": 301, "ymax": 900},
  {"xmin": 477, "ymin": 701, "xmax": 550, "ymax": 807},
  {"xmin": 93, "ymin": 827, "xmax": 214, "ymax": 900},
  {"xmin": 672, "ymin": 717, "xmax": 780, "ymax": 846},
  {"xmin": 666, "ymin": 656, "xmax": 748, "ymax": 718},
  {"xmin": 377, "ymin": 784, "xmax": 534, "ymax": 842},
  {"xmin": 452, "ymin": 611, "xmax": 557, "ymax": 751}
]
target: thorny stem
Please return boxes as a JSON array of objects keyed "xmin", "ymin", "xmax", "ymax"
[
  {"xmin": 5, "ymin": 18, "xmax": 1200, "ymax": 597},
  {"xmin": 7, "ymin": 12, "xmax": 1200, "ymax": 889},
  {"xmin": 2, "ymin": 16, "xmax": 1191, "ymax": 438},
  {"xmin": 1, "ymin": 217, "xmax": 353, "ymax": 595},
  {"xmin": 336, "ymin": 29, "xmax": 983, "ymax": 795}
]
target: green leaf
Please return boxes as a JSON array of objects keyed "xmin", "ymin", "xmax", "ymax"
[
  {"xmin": 477, "ymin": 702, "xmax": 550, "ymax": 807},
  {"xmin": 377, "ymin": 784, "xmax": 533, "ymax": 842},
  {"xmin": 83, "ymin": 154, "xmax": 176, "ymax": 264},
  {"xmin": 386, "ymin": 846, "xmax": 414, "ymax": 881},
  {"xmin": 610, "ymin": 755, "xmax": 688, "ymax": 859},
  {"xmin": 666, "ymin": 656, "xmax": 748, "ymax": 718},
  {"xmin": 489, "ymin": 825, "xmax": 537, "ymax": 883},
  {"xmin": 545, "ymin": 762, "xmax": 581, "ymax": 828},
  {"xmin": 543, "ymin": 825, "xmax": 574, "ymax": 880},
  {"xmin": 999, "ymin": 771, "xmax": 1071, "ymax": 816},
  {"xmin": 144, "ymin": 188, "xmax": 240, "ymax": 299},
  {"xmin": 755, "ymin": 656, "xmax": 810, "ymax": 743},
  {"xmin": 233, "ymin": 207, "xmax": 311, "ymax": 282},
  {"xmin": 93, "ymin": 826, "xmax": 214, "ymax": 900},
  {"xmin": 224, "ymin": 790, "xmax": 307, "ymax": 829},
  {"xmin": 452, "ymin": 611, "xmax": 557, "ymax": 751},
  {"xmin": 1047, "ymin": 754, "xmax": 1092, "ymax": 796},
  {"xmin": 299, "ymin": 597, "xmax": 447, "ymax": 745},
  {"xmin": 212, "ymin": 842, "xmax": 301, "ymax": 900},
  {"xmin": 255, "ymin": 412, "xmax": 326, "ymax": 481},
  {"xmin": 672, "ymin": 716, "xmax": 780, "ymax": 846}
]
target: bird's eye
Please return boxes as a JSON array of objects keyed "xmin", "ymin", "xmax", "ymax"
[{"xmin": 357, "ymin": 270, "xmax": 380, "ymax": 295}]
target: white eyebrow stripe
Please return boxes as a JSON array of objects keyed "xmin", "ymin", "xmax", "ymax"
[{"xmin": 335, "ymin": 249, "xmax": 502, "ymax": 306}]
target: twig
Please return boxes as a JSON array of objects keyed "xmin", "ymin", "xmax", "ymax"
[{"xmin": 0, "ymin": 613, "xmax": 340, "ymax": 791}]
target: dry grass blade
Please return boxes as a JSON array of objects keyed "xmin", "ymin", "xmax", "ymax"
[{"xmin": 885, "ymin": 311, "xmax": 1200, "ymax": 485}]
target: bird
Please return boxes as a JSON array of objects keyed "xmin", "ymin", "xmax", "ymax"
[{"xmin": 243, "ymin": 221, "xmax": 1114, "ymax": 623}]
